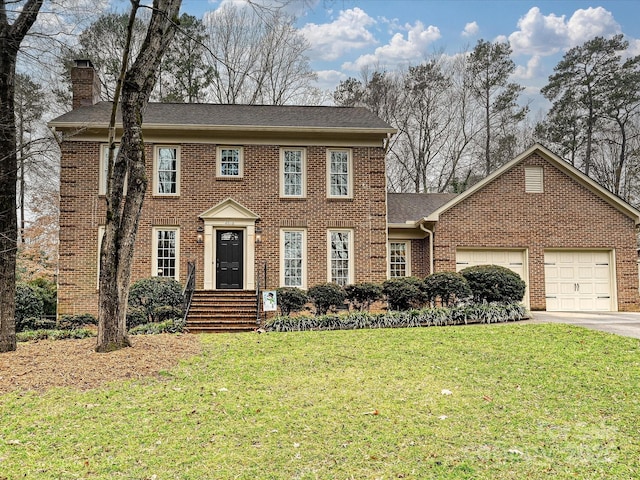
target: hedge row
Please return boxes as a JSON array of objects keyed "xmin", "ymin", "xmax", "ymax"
[{"xmin": 263, "ymin": 302, "xmax": 529, "ymax": 332}]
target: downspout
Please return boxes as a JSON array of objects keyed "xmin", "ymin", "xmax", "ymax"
[{"xmin": 419, "ymin": 220, "xmax": 434, "ymax": 275}]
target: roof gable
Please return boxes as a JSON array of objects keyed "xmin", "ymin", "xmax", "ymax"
[
  {"xmin": 424, "ymin": 143, "xmax": 640, "ymax": 225},
  {"xmin": 199, "ymin": 198, "xmax": 260, "ymax": 221}
]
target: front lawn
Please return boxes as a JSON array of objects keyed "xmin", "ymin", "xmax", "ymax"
[{"xmin": 1, "ymin": 323, "xmax": 639, "ymax": 479}]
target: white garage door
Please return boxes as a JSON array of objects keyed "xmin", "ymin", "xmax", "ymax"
[
  {"xmin": 456, "ymin": 249, "xmax": 529, "ymax": 307},
  {"xmin": 544, "ymin": 250, "xmax": 613, "ymax": 312}
]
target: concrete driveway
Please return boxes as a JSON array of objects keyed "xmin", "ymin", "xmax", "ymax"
[{"xmin": 528, "ymin": 311, "xmax": 640, "ymax": 339}]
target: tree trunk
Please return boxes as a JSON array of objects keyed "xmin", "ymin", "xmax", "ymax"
[
  {"xmin": 96, "ymin": 0, "xmax": 181, "ymax": 352},
  {"xmin": 0, "ymin": 0, "xmax": 44, "ymax": 353}
]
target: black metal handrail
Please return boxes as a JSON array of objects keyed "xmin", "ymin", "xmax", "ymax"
[{"xmin": 182, "ymin": 261, "xmax": 196, "ymax": 322}]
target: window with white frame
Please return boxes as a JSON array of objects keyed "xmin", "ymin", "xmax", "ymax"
[
  {"xmin": 100, "ymin": 145, "xmax": 120, "ymax": 195},
  {"xmin": 328, "ymin": 229, "xmax": 353, "ymax": 286},
  {"xmin": 281, "ymin": 148, "xmax": 306, "ymax": 197},
  {"xmin": 217, "ymin": 147, "xmax": 243, "ymax": 177},
  {"xmin": 327, "ymin": 149, "xmax": 352, "ymax": 198},
  {"xmin": 389, "ymin": 241, "xmax": 410, "ymax": 278},
  {"xmin": 281, "ymin": 229, "xmax": 307, "ymax": 288},
  {"xmin": 154, "ymin": 146, "xmax": 180, "ymax": 195},
  {"xmin": 153, "ymin": 227, "xmax": 179, "ymax": 279}
]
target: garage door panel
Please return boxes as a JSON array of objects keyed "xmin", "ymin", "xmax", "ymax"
[{"xmin": 544, "ymin": 250, "xmax": 613, "ymax": 312}]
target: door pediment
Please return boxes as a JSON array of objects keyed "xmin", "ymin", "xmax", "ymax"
[{"xmin": 199, "ymin": 198, "xmax": 260, "ymax": 221}]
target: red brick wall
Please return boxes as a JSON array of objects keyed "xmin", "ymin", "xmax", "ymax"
[
  {"xmin": 429, "ymin": 153, "xmax": 640, "ymax": 311},
  {"xmin": 58, "ymin": 141, "xmax": 388, "ymax": 316}
]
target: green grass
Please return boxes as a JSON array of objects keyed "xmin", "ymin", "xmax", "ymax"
[{"xmin": 1, "ymin": 323, "xmax": 639, "ymax": 479}]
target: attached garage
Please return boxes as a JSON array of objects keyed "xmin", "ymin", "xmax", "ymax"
[
  {"xmin": 456, "ymin": 249, "xmax": 529, "ymax": 307},
  {"xmin": 544, "ymin": 250, "xmax": 615, "ymax": 312}
]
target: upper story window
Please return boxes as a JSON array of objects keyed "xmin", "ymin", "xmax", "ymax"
[
  {"xmin": 100, "ymin": 144, "xmax": 119, "ymax": 195},
  {"xmin": 154, "ymin": 146, "xmax": 180, "ymax": 195},
  {"xmin": 327, "ymin": 149, "xmax": 353, "ymax": 198},
  {"xmin": 280, "ymin": 148, "xmax": 306, "ymax": 197},
  {"xmin": 217, "ymin": 146, "xmax": 243, "ymax": 178}
]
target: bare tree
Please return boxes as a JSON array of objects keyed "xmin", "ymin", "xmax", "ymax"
[
  {"xmin": 0, "ymin": 0, "xmax": 44, "ymax": 353},
  {"xmin": 97, "ymin": 0, "xmax": 181, "ymax": 352},
  {"xmin": 204, "ymin": 2, "xmax": 316, "ymax": 105}
]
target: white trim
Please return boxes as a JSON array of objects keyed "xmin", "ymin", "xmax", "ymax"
[
  {"xmin": 327, "ymin": 228, "xmax": 354, "ymax": 285},
  {"xmin": 97, "ymin": 226, "xmax": 105, "ymax": 289},
  {"xmin": 326, "ymin": 148, "xmax": 353, "ymax": 199},
  {"xmin": 388, "ymin": 240, "xmax": 411, "ymax": 278},
  {"xmin": 151, "ymin": 226, "xmax": 180, "ymax": 280},
  {"xmin": 280, "ymin": 228, "xmax": 308, "ymax": 288},
  {"xmin": 153, "ymin": 145, "xmax": 181, "ymax": 196},
  {"xmin": 216, "ymin": 146, "xmax": 244, "ymax": 178},
  {"xmin": 280, "ymin": 147, "xmax": 307, "ymax": 198}
]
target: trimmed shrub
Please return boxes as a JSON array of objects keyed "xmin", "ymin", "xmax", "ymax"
[
  {"xmin": 276, "ymin": 287, "xmax": 308, "ymax": 316},
  {"xmin": 344, "ymin": 282, "xmax": 383, "ymax": 311},
  {"xmin": 15, "ymin": 282, "xmax": 44, "ymax": 332},
  {"xmin": 57, "ymin": 313, "xmax": 97, "ymax": 330},
  {"xmin": 129, "ymin": 318, "xmax": 186, "ymax": 335},
  {"xmin": 423, "ymin": 272, "xmax": 472, "ymax": 307},
  {"xmin": 127, "ymin": 277, "xmax": 184, "ymax": 325},
  {"xmin": 382, "ymin": 277, "xmax": 425, "ymax": 311},
  {"xmin": 460, "ymin": 265, "xmax": 526, "ymax": 303},
  {"xmin": 126, "ymin": 306, "xmax": 149, "ymax": 330},
  {"xmin": 307, "ymin": 283, "xmax": 346, "ymax": 315}
]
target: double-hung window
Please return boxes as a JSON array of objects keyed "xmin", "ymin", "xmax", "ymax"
[
  {"xmin": 153, "ymin": 227, "xmax": 180, "ymax": 279},
  {"xmin": 154, "ymin": 146, "xmax": 180, "ymax": 195},
  {"xmin": 281, "ymin": 148, "xmax": 306, "ymax": 197},
  {"xmin": 328, "ymin": 229, "xmax": 353, "ymax": 286},
  {"xmin": 327, "ymin": 149, "xmax": 352, "ymax": 198},
  {"xmin": 389, "ymin": 241, "xmax": 410, "ymax": 278},
  {"xmin": 100, "ymin": 144, "xmax": 120, "ymax": 195},
  {"xmin": 281, "ymin": 229, "xmax": 307, "ymax": 288},
  {"xmin": 217, "ymin": 147, "xmax": 243, "ymax": 178}
]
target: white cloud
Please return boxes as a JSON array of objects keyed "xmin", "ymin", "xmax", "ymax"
[
  {"xmin": 343, "ymin": 20, "xmax": 441, "ymax": 71},
  {"xmin": 314, "ymin": 69, "xmax": 347, "ymax": 91},
  {"xmin": 300, "ymin": 8, "xmax": 377, "ymax": 61},
  {"xmin": 567, "ymin": 6, "xmax": 621, "ymax": 46},
  {"xmin": 508, "ymin": 7, "xmax": 567, "ymax": 56},
  {"xmin": 462, "ymin": 21, "xmax": 479, "ymax": 38},
  {"xmin": 508, "ymin": 6, "xmax": 622, "ymax": 57},
  {"xmin": 513, "ymin": 55, "xmax": 543, "ymax": 80}
]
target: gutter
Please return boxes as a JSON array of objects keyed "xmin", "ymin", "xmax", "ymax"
[{"xmin": 419, "ymin": 220, "xmax": 434, "ymax": 275}]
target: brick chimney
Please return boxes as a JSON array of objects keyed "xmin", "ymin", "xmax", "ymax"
[{"xmin": 70, "ymin": 59, "xmax": 101, "ymax": 109}]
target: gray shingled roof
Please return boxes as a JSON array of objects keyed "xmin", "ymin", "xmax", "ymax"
[
  {"xmin": 49, "ymin": 102, "xmax": 395, "ymax": 131},
  {"xmin": 387, "ymin": 193, "xmax": 458, "ymax": 224}
]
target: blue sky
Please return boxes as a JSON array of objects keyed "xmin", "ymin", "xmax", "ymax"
[{"xmin": 142, "ymin": 0, "xmax": 640, "ymax": 111}]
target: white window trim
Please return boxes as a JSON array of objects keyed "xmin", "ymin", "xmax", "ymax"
[
  {"xmin": 97, "ymin": 226, "xmax": 105, "ymax": 288},
  {"xmin": 216, "ymin": 146, "xmax": 244, "ymax": 178},
  {"xmin": 388, "ymin": 240, "xmax": 411, "ymax": 278},
  {"xmin": 280, "ymin": 228, "xmax": 307, "ymax": 289},
  {"xmin": 153, "ymin": 145, "xmax": 181, "ymax": 196},
  {"xmin": 100, "ymin": 144, "xmax": 123, "ymax": 195},
  {"xmin": 326, "ymin": 148, "xmax": 353, "ymax": 199},
  {"xmin": 327, "ymin": 229, "xmax": 354, "ymax": 285},
  {"xmin": 280, "ymin": 147, "xmax": 307, "ymax": 198},
  {"xmin": 152, "ymin": 226, "xmax": 180, "ymax": 280}
]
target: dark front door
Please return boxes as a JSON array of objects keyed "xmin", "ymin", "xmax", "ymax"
[{"xmin": 216, "ymin": 230, "xmax": 244, "ymax": 289}]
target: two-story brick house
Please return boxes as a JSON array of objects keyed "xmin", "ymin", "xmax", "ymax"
[
  {"xmin": 50, "ymin": 61, "xmax": 395, "ymax": 327},
  {"xmin": 51, "ymin": 62, "xmax": 640, "ymax": 326}
]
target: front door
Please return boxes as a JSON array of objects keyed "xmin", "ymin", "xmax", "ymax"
[{"xmin": 216, "ymin": 230, "xmax": 243, "ymax": 289}]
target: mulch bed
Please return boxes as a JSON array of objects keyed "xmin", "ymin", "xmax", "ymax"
[{"xmin": 0, "ymin": 334, "xmax": 202, "ymax": 394}]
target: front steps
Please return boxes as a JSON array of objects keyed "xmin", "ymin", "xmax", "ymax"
[{"xmin": 186, "ymin": 290, "xmax": 260, "ymax": 333}]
